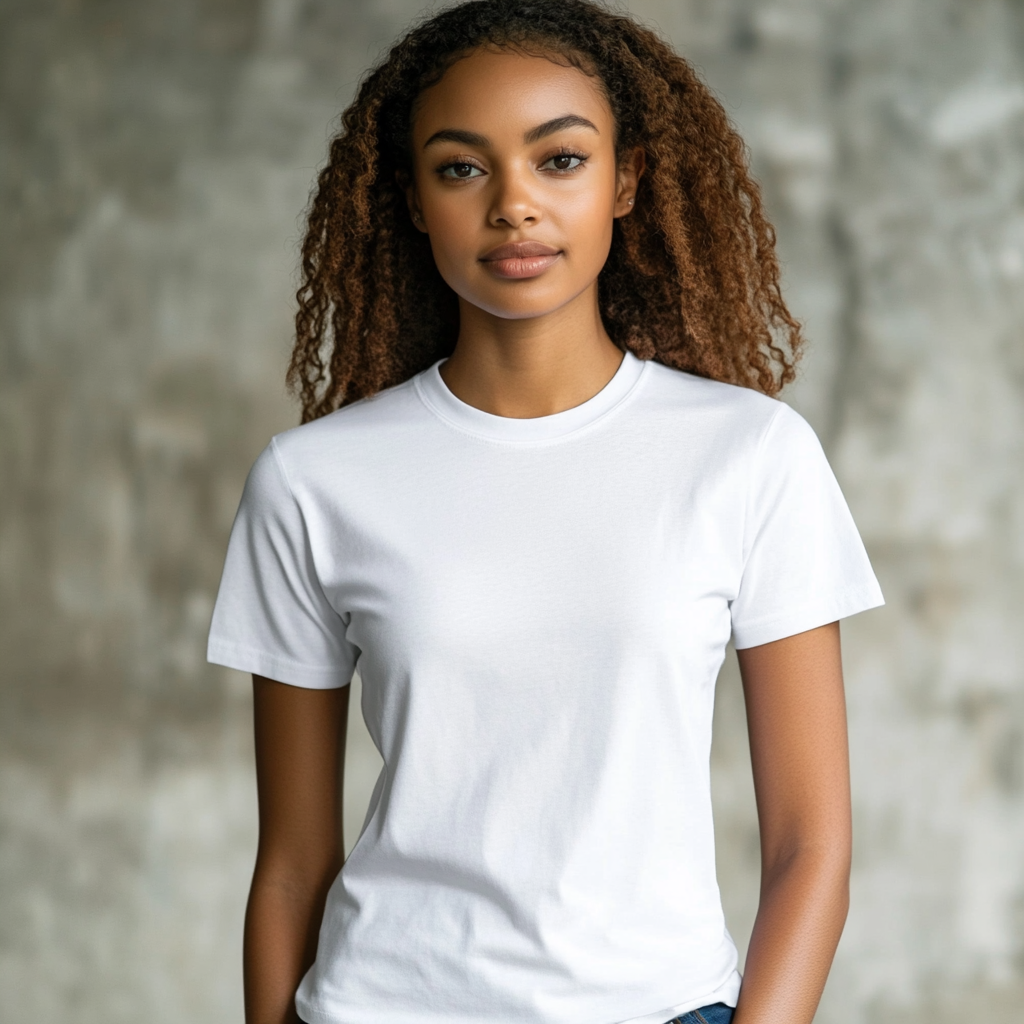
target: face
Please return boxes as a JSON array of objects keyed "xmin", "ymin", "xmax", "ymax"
[{"xmin": 406, "ymin": 47, "xmax": 641, "ymax": 322}]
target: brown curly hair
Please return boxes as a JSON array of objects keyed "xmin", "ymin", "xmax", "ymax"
[{"xmin": 288, "ymin": 0, "xmax": 802, "ymax": 422}]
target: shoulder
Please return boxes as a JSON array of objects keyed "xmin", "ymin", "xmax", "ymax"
[
  {"xmin": 267, "ymin": 373, "xmax": 429, "ymax": 480},
  {"xmin": 638, "ymin": 359, "xmax": 797, "ymax": 449},
  {"xmin": 236, "ymin": 373, "xmax": 429, "ymax": 510},
  {"xmin": 277, "ymin": 374, "xmax": 423, "ymax": 451}
]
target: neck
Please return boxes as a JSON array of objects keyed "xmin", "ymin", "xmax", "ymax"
[{"xmin": 439, "ymin": 284, "xmax": 624, "ymax": 418}]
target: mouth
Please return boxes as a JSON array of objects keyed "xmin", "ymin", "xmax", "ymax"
[{"xmin": 479, "ymin": 241, "xmax": 562, "ymax": 280}]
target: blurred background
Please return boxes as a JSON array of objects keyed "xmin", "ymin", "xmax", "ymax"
[{"xmin": 2, "ymin": 0, "xmax": 1023, "ymax": 1021}]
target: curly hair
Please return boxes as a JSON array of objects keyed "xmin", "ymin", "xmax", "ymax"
[{"xmin": 288, "ymin": 0, "xmax": 802, "ymax": 422}]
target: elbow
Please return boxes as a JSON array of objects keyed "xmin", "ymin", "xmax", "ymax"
[
  {"xmin": 761, "ymin": 834, "xmax": 852, "ymax": 912},
  {"xmin": 251, "ymin": 841, "xmax": 344, "ymax": 905}
]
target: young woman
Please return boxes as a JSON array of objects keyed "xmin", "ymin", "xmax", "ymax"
[{"xmin": 207, "ymin": 3, "xmax": 884, "ymax": 1023}]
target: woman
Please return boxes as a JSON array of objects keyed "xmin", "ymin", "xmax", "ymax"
[{"xmin": 207, "ymin": 2, "xmax": 884, "ymax": 1023}]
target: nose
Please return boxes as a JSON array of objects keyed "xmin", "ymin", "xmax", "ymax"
[{"xmin": 487, "ymin": 165, "xmax": 542, "ymax": 229}]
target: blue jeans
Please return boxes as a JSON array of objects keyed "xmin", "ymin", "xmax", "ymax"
[{"xmin": 666, "ymin": 1002, "xmax": 735, "ymax": 1024}]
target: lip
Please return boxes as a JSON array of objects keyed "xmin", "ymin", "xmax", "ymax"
[
  {"xmin": 481, "ymin": 241, "xmax": 561, "ymax": 261},
  {"xmin": 479, "ymin": 241, "xmax": 563, "ymax": 280}
]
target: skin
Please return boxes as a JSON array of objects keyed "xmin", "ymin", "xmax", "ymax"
[
  {"xmin": 245, "ymin": 678, "xmax": 348, "ymax": 1024},
  {"xmin": 405, "ymin": 47, "xmax": 643, "ymax": 417},
  {"xmin": 245, "ymin": 48, "xmax": 852, "ymax": 1024},
  {"xmin": 734, "ymin": 622, "xmax": 852, "ymax": 1024}
]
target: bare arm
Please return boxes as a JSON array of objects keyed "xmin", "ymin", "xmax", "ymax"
[
  {"xmin": 732, "ymin": 622, "xmax": 852, "ymax": 1024},
  {"xmin": 244, "ymin": 675, "xmax": 350, "ymax": 1024}
]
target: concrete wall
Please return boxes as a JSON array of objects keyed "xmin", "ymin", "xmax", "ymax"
[{"xmin": 1, "ymin": 1, "xmax": 1022, "ymax": 1021}]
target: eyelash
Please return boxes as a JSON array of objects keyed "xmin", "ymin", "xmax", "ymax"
[{"xmin": 436, "ymin": 149, "xmax": 590, "ymax": 179}]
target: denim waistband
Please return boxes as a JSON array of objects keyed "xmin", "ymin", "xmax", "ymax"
[{"xmin": 666, "ymin": 1001, "xmax": 735, "ymax": 1024}]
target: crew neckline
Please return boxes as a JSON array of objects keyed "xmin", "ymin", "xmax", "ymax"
[{"xmin": 414, "ymin": 349, "xmax": 647, "ymax": 443}]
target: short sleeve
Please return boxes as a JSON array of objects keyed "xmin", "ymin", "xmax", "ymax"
[
  {"xmin": 207, "ymin": 439, "xmax": 358, "ymax": 688},
  {"xmin": 730, "ymin": 404, "xmax": 884, "ymax": 649}
]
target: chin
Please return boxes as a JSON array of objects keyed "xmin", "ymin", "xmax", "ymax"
[
  {"xmin": 482, "ymin": 304, "xmax": 566, "ymax": 321},
  {"xmin": 464, "ymin": 287, "xmax": 584, "ymax": 322}
]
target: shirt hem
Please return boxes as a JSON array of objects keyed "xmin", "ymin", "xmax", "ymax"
[
  {"xmin": 207, "ymin": 638, "xmax": 352, "ymax": 688},
  {"xmin": 611, "ymin": 968, "xmax": 741, "ymax": 1024},
  {"xmin": 294, "ymin": 971, "xmax": 741, "ymax": 1024},
  {"xmin": 732, "ymin": 585, "xmax": 885, "ymax": 650}
]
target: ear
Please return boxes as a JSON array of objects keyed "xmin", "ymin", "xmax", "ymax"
[
  {"xmin": 397, "ymin": 170, "xmax": 428, "ymax": 233},
  {"xmin": 613, "ymin": 147, "xmax": 646, "ymax": 218}
]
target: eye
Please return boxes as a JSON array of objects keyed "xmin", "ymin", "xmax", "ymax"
[
  {"xmin": 541, "ymin": 153, "xmax": 586, "ymax": 172},
  {"xmin": 440, "ymin": 162, "xmax": 484, "ymax": 179}
]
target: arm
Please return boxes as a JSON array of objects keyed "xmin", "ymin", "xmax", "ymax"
[
  {"xmin": 732, "ymin": 621, "xmax": 851, "ymax": 1024},
  {"xmin": 244, "ymin": 675, "xmax": 350, "ymax": 1024}
]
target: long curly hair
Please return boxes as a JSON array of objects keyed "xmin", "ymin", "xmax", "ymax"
[{"xmin": 288, "ymin": 0, "xmax": 802, "ymax": 422}]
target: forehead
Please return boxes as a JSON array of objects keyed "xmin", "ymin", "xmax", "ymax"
[{"xmin": 411, "ymin": 48, "xmax": 613, "ymax": 143}]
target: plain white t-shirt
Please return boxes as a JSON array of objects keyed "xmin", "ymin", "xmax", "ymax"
[{"xmin": 208, "ymin": 351, "xmax": 883, "ymax": 1024}]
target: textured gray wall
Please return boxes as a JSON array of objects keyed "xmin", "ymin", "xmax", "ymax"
[{"xmin": 2, "ymin": 1, "xmax": 1022, "ymax": 1021}]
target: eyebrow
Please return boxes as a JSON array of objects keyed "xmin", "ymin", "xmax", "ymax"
[
  {"xmin": 423, "ymin": 114, "xmax": 599, "ymax": 149},
  {"xmin": 423, "ymin": 128, "xmax": 490, "ymax": 148},
  {"xmin": 524, "ymin": 114, "xmax": 599, "ymax": 143}
]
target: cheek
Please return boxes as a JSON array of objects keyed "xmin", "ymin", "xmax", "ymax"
[
  {"xmin": 424, "ymin": 214, "xmax": 479, "ymax": 290},
  {"xmin": 417, "ymin": 187, "xmax": 477, "ymax": 259},
  {"xmin": 556, "ymin": 179, "xmax": 618, "ymax": 259}
]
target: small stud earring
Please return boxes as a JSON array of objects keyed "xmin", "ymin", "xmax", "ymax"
[{"xmin": 627, "ymin": 197, "xmax": 635, "ymax": 206}]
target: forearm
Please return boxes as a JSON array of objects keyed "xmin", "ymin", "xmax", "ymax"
[
  {"xmin": 246, "ymin": 676, "xmax": 348, "ymax": 1024},
  {"xmin": 734, "ymin": 624, "xmax": 851, "ymax": 1024},
  {"xmin": 243, "ymin": 861, "xmax": 339, "ymax": 1024},
  {"xmin": 732, "ymin": 848, "xmax": 850, "ymax": 1024}
]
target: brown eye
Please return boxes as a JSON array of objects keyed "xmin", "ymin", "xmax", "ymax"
[
  {"xmin": 541, "ymin": 154, "xmax": 585, "ymax": 172},
  {"xmin": 441, "ymin": 162, "xmax": 483, "ymax": 179}
]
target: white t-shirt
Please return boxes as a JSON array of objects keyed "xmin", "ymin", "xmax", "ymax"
[{"xmin": 208, "ymin": 351, "xmax": 883, "ymax": 1024}]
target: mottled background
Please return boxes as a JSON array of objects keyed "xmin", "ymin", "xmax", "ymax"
[{"xmin": 2, "ymin": 1, "xmax": 1023, "ymax": 1021}]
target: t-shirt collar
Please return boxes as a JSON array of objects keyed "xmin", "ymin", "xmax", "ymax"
[{"xmin": 415, "ymin": 349, "xmax": 647, "ymax": 443}]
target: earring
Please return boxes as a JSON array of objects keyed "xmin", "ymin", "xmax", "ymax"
[{"xmin": 627, "ymin": 198, "xmax": 635, "ymax": 206}]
